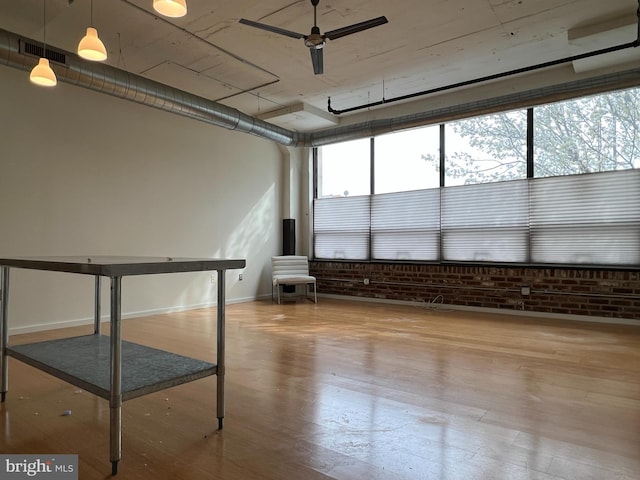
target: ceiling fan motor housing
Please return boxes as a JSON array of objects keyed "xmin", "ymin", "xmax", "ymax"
[{"xmin": 305, "ymin": 26, "xmax": 325, "ymax": 49}]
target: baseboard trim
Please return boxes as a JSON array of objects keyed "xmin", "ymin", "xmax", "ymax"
[
  {"xmin": 11, "ymin": 292, "xmax": 636, "ymax": 336},
  {"xmin": 318, "ymin": 293, "xmax": 640, "ymax": 327}
]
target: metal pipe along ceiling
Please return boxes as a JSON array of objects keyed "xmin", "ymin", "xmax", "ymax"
[
  {"xmin": 309, "ymin": 66, "xmax": 640, "ymax": 147},
  {"xmin": 0, "ymin": 28, "xmax": 302, "ymax": 147},
  {"xmin": 2, "ymin": 20, "xmax": 640, "ymax": 149},
  {"xmin": 327, "ymin": 0, "xmax": 640, "ymax": 115}
]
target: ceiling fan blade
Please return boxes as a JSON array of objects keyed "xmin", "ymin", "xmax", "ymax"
[
  {"xmin": 239, "ymin": 18, "xmax": 305, "ymax": 40},
  {"xmin": 324, "ymin": 16, "xmax": 389, "ymax": 40},
  {"xmin": 310, "ymin": 48, "xmax": 324, "ymax": 75}
]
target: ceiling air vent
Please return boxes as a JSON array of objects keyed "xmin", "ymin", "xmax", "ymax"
[{"xmin": 21, "ymin": 40, "xmax": 67, "ymax": 65}]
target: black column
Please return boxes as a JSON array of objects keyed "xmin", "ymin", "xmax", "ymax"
[
  {"xmin": 283, "ymin": 219, "xmax": 295, "ymax": 255},
  {"xmin": 282, "ymin": 219, "xmax": 295, "ymax": 293}
]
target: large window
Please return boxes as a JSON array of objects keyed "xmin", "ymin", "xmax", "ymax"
[
  {"xmin": 530, "ymin": 170, "xmax": 640, "ymax": 265},
  {"xmin": 374, "ymin": 126, "xmax": 440, "ymax": 193},
  {"xmin": 313, "ymin": 87, "xmax": 640, "ymax": 267},
  {"xmin": 445, "ymin": 111, "xmax": 527, "ymax": 186},
  {"xmin": 534, "ymin": 89, "xmax": 640, "ymax": 177},
  {"xmin": 371, "ymin": 189, "xmax": 440, "ymax": 261},
  {"xmin": 317, "ymin": 138, "xmax": 370, "ymax": 198},
  {"xmin": 441, "ymin": 180, "xmax": 529, "ymax": 263},
  {"xmin": 314, "ymin": 196, "xmax": 370, "ymax": 260}
]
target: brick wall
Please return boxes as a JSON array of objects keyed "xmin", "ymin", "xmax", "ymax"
[{"xmin": 309, "ymin": 262, "xmax": 640, "ymax": 320}]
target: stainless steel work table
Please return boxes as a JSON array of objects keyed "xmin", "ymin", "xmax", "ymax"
[{"xmin": 0, "ymin": 256, "xmax": 245, "ymax": 475}]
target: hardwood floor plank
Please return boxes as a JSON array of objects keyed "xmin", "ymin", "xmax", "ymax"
[{"xmin": 1, "ymin": 298, "xmax": 639, "ymax": 479}]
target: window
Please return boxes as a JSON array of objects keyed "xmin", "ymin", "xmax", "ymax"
[
  {"xmin": 530, "ymin": 169, "xmax": 640, "ymax": 265},
  {"xmin": 371, "ymin": 189, "xmax": 440, "ymax": 261},
  {"xmin": 534, "ymin": 89, "xmax": 640, "ymax": 177},
  {"xmin": 374, "ymin": 126, "xmax": 440, "ymax": 194},
  {"xmin": 445, "ymin": 111, "xmax": 527, "ymax": 186},
  {"xmin": 314, "ymin": 196, "xmax": 370, "ymax": 260},
  {"xmin": 313, "ymin": 87, "xmax": 640, "ymax": 267},
  {"xmin": 441, "ymin": 180, "xmax": 529, "ymax": 262},
  {"xmin": 317, "ymin": 138, "xmax": 370, "ymax": 198}
]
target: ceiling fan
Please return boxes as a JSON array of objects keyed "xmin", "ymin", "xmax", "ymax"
[{"xmin": 239, "ymin": 0, "xmax": 388, "ymax": 75}]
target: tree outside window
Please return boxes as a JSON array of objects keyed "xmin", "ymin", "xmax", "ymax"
[{"xmin": 534, "ymin": 89, "xmax": 640, "ymax": 177}]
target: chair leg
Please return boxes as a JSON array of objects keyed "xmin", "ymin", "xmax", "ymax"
[
  {"xmin": 306, "ymin": 283, "xmax": 317, "ymax": 303},
  {"xmin": 277, "ymin": 284, "xmax": 281, "ymax": 304}
]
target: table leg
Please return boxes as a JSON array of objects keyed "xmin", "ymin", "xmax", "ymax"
[
  {"xmin": 0, "ymin": 267, "xmax": 9, "ymax": 403},
  {"xmin": 110, "ymin": 276, "xmax": 122, "ymax": 474},
  {"xmin": 94, "ymin": 276, "xmax": 102, "ymax": 335},
  {"xmin": 216, "ymin": 269, "xmax": 225, "ymax": 430}
]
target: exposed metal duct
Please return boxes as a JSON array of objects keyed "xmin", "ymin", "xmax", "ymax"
[
  {"xmin": 2, "ymin": 26, "xmax": 640, "ymax": 150},
  {"xmin": 0, "ymin": 27, "xmax": 304, "ymax": 147}
]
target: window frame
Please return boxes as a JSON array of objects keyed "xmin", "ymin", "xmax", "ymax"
[{"xmin": 312, "ymin": 89, "xmax": 640, "ymax": 269}]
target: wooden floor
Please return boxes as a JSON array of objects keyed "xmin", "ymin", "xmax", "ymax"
[{"xmin": 1, "ymin": 298, "xmax": 639, "ymax": 479}]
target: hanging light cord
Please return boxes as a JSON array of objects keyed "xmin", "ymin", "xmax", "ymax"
[
  {"xmin": 117, "ymin": 32, "xmax": 128, "ymax": 70},
  {"xmin": 42, "ymin": 0, "xmax": 47, "ymax": 57}
]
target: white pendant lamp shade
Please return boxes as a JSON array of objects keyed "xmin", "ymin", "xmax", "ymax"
[
  {"xmin": 30, "ymin": 58, "xmax": 57, "ymax": 86},
  {"xmin": 153, "ymin": 0, "xmax": 187, "ymax": 18},
  {"xmin": 78, "ymin": 27, "xmax": 107, "ymax": 61}
]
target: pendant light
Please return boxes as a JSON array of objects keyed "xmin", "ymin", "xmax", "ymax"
[
  {"xmin": 30, "ymin": 0, "xmax": 57, "ymax": 86},
  {"xmin": 153, "ymin": 0, "xmax": 187, "ymax": 18},
  {"xmin": 78, "ymin": 0, "xmax": 107, "ymax": 61}
]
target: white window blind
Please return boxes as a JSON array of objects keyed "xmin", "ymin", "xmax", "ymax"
[
  {"xmin": 371, "ymin": 189, "xmax": 440, "ymax": 261},
  {"xmin": 313, "ymin": 170, "xmax": 639, "ymax": 267},
  {"xmin": 314, "ymin": 196, "xmax": 370, "ymax": 260},
  {"xmin": 442, "ymin": 180, "xmax": 529, "ymax": 262},
  {"xmin": 530, "ymin": 169, "xmax": 640, "ymax": 265}
]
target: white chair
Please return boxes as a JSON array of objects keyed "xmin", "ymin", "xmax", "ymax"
[{"xmin": 271, "ymin": 255, "xmax": 317, "ymax": 304}]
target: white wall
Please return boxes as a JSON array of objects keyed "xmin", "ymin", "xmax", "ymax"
[{"xmin": 0, "ymin": 65, "xmax": 283, "ymax": 333}]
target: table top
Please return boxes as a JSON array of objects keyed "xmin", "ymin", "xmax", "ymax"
[{"xmin": 0, "ymin": 255, "xmax": 246, "ymax": 276}]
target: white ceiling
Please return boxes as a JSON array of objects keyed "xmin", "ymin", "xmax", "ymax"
[{"xmin": 1, "ymin": 0, "xmax": 639, "ymax": 131}]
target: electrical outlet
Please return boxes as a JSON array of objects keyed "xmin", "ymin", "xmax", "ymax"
[
  {"xmin": 238, "ymin": 273, "xmax": 243, "ymax": 281},
  {"xmin": 210, "ymin": 275, "xmax": 216, "ymax": 284},
  {"xmin": 521, "ymin": 286, "xmax": 531, "ymax": 295}
]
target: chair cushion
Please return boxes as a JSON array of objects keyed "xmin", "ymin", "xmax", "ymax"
[{"xmin": 273, "ymin": 274, "xmax": 316, "ymax": 286}]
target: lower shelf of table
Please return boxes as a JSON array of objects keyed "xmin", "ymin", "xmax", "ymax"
[{"xmin": 7, "ymin": 334, "xmax": 217, "ymax": 401}]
